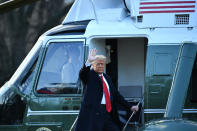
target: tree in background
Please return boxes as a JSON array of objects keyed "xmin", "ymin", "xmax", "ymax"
[{"xmin": 0, "ymin": 0, "xmax": 74, "ymax": 86}]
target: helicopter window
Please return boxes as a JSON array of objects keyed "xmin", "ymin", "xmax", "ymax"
[
  {"xmin": 153, "ymin": 53, "xmax": 173, "ymax": 75},
  {"xmin": 36, "ymin": 42, "xmax": 84, "ymax": 95},
  {"xmin": 20, "ymin": 58, "xmax": 38, "ymax": 95}
]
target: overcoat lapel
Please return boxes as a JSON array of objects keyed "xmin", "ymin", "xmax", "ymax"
[{"xmin": 91, "ymin": 69, "xmax": 103, "ymax": 87}]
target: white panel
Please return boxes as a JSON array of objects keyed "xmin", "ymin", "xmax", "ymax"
[{"xmin": 118, "ymin": 38, "xmax": 145, "ymax": 87}]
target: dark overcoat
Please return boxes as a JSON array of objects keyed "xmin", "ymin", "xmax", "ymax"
[{"xmin": 75, "ymin": 65, "xmax": 132, "ymax": 131}]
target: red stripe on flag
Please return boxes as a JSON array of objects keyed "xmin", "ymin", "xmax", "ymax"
[
  {"xmin": 139, "ymin": 10, "xmax": 195, "ymax": 14},
  {"xmin": 140, "ymin": 5, "xmax": 195, "ymax": 9},
  {"xmin": 140, "ymin": 1, "xmax": 196, "ymax": 5}
]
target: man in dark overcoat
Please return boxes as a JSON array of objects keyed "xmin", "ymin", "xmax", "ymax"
[{"xmin": 75, "ymin": 49, "xmax": 139, "ymax": 131}]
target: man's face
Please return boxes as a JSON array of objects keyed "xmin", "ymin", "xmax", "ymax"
[{"xmin": 92, "ymin": 59, "xmax": 105, "ymax": 74}]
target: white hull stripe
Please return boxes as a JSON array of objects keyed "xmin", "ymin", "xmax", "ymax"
[
  {"xmin": 27, "ymin": 109, "xmax": 197, "ymax": 116},
  {"xmin": 144, "ymin": 109, "xmax": 197, "ymax": 113},
  {"xmin": 27, "ymin": 110, "xmax": 79, "ymax": 116}
]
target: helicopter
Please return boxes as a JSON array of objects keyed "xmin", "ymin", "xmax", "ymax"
[{"xmin": 0, "ymin": 0, "xmax": 197, "ymax": 130}]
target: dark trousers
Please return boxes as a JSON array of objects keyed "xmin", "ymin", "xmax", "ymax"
[{"xmin": 95, "ymin": 104, "xmax": 120, "ymax": 131}]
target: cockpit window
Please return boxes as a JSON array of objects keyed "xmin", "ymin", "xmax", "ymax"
[
  {"xmin": 20, "ymin": 58, "xmax": 38, "ymax": 95},
  {"xmin": 36, "ymin": 42, "xmax": 84, "ymax": 95}
]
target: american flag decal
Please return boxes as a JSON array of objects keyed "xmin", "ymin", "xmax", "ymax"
[{"xmin": 139, "ymin": 0, "xmax": 196, "ymax": 14}]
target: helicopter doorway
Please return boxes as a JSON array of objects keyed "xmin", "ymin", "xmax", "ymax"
[
  {"xmin": 107, "ymin": 38, "xmax": 147, "ymax": 127},
  {"xmin": 89, "ymin": 37, "xmax": 147, "ymax": 128}
]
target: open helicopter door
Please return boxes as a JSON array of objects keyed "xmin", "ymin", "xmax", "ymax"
[
  {"xmin": 165, "ymin": 43, "xmax": 197, "ymax": 119},
  {"xmin": 141, "ymin": 43, "xmax": 197, "ymax": 131},
  {"xmin": 144, "ymin": 42, "xmax": 181, "ymax": 121},
  {"xmin": 184, "ymin": 44, "xmax": 197, "ymax": 119},
  {"xmin": 26, "ymin": 38, "xmax": 86, "ymax": 131}
]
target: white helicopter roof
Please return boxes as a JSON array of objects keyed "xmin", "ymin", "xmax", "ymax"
[{"xmin": 63, "ymin": 0, "xmax": 126, "ymax": 24}]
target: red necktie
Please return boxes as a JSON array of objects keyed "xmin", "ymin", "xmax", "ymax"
[{"xmin": 100, "ymin": 75, "xmax": 112, "ymax": 112}]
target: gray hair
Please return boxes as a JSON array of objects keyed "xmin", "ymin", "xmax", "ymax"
[{"xmin": 91, "ymin": 55, "xmax": 106, "ymax": 64}]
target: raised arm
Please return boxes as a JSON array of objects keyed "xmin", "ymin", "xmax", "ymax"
[{"xmin": 79, "ymin": 48, "xmax": 97, "ymax": 85}]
